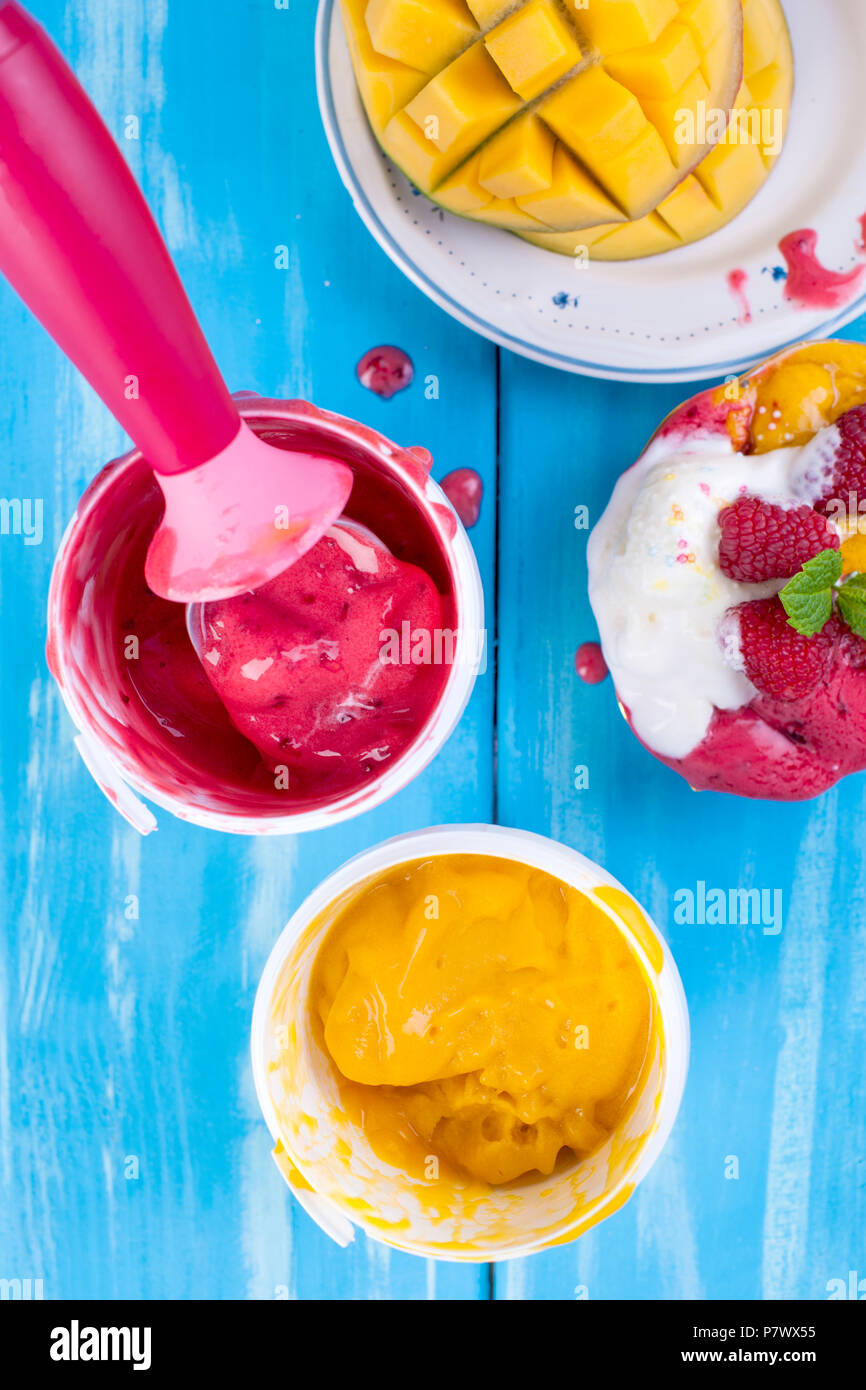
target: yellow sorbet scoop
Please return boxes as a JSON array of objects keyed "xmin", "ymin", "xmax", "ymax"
[{"xmin": 312, "ymin": 853, "xmax": 653, "ymax": 1185}]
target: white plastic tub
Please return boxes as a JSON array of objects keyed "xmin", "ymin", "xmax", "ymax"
[
  {"xmin": 252, "ymin": 824, "xmax": 690, "ymax": 1261},
  {"xmin": 46, "ymin": 397, "xmax": 484, "ymax": 835}
]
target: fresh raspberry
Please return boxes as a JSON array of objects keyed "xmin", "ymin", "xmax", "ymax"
[
  {"xmin": 815, "ymin": 404, "xmax": 866, "ymax": 514},
  {"xmin": 735, "ymin": 598, "xmax": 834, "ymax": 700},
  {"xmin": 718, "ymin": 496, "xmax": 839, "ymax": 582}
]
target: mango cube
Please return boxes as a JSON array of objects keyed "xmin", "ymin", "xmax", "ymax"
[
  {"xmin": 654, "ymin": 172, "xmax": 721, "ymax": 239},
  {"xmin": 404, "ymin": 43, "xmax": 520, "ymax": 164},
  {"xmin": 516, "ymin": 144, "xmax": 625, "ymax": 229},
  {"xmin": 541, "ymin": 66, "xmax": 675, "ymax": 216},
  {"xmin": 465, "ymin": 0, "xmax": 513, "ymax": 25},
  {"xmin": 742, "ymin": 0, "xmax": 787, "ymax": 73},
  {"xmin": 570, "ymin": 0, "xmax": 679, "ymax": 54},
  {"xmin": 365, "ymin": 0, "xmax": 478, "ymax": 74},
  {"xmin": 478, "ymin": 116, "xmax": 556, "ymax": 198},
  {"xmin": 437, "ymin": 158, "xmax": 549, "ymax": 230},
  {"xmin": 677, "ymin": 0, "xmax": 727, "ymax": 47},
  {"xmin": 484, "ymin": 0, "xmax": 582, "ymax": 102},
  {"xmin": 342, "ymin": 0, "xmax": 427, "ymax": 131},
  {"xmin": 640, "ymin": 68, "xmax": 710, "ymax": 165},
  {"xmin": 604, "ymin": 20, "xmax": 701, "ymax": 97},
  {"xmin": 381, "ymin": 109, "xmax": 455, "ymax": 185},
  {"xmin": 437, "ymin": 156, "xmax": 495, "ymax": 213},
  {"xmin": 696, "ymin": 135, "xmax": 767, "ymax": 208}
]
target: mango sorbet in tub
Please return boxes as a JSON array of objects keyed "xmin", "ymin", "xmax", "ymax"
[{"xmin": 252, "ymin": 826, "xmax": 688, "ymax": 1259}]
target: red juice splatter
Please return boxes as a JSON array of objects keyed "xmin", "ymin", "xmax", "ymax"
[
  {"xmin": 357, "ymin": 345, "xmax": 414, "ymax": 399},
  {"xmin": 727, "ymin": 268, "xmax": 752, "ymax": 325},
  {"xmin": 575, "ymin": 642, "xmax": 609, "ymax": 685},
  {"xmin": 440, "ymin": 468, "xmax": 483, "ymax": 529},
  {"xmin": 778, "ymin": 229, "xmax": 866, "ymax": 310},
  {"xmin": 858, "ymin": 213, "xmax": 866, "ymax": 253}
]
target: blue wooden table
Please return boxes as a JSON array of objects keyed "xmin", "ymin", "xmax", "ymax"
[{"xmin": 1, "ymin": 0, "xmax": 864, "ymax": 1302}]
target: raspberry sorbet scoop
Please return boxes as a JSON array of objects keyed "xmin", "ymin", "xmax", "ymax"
[
  {"xmin": 192, "ymin": 523, "xmax": 447, "ymax": 801},
  {"xmin": 588, "ymin": 342, "xmax": 866, "ymax": 802}
]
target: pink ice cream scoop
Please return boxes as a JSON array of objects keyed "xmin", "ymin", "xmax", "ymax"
[
  {"xmin": 0, "ymin": 1, "xmax": 351, "ymax": 602},
  {"xmin": 589, "ymin": 381, "xmax": 866, "ymax": 803},
  {"xmin": 188, "ymin": 521, "xmax": 447, "ymax": 799}
]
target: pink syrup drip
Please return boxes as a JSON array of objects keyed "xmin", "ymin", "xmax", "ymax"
[
  {"xmin": 575, "ymin": 642, "xmax": 609, "ymax": 685},
  {"xmin": 440, "ymin": 468, "xmax": 483, "ymax": 529},
  {"xmin": 778, "ymin": 229, "xmax": 866, "ymax": 310},
  {"xmin": 727, "ymin": 268, "xmax": 752, "ymax": 326},
  {"xmin": 356, "ymin": 345, "xmax": 414, "ymax": 399}
]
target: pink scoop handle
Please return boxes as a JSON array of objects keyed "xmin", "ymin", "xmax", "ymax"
[{"xmin": 0, "ymin": 1, "xmax": 238, "ymax": 475}]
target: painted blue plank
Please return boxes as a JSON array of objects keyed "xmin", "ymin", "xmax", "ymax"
[
  {"xmin": 494, "ymin": 345, "xmax": 866, "ymax": 1299},
  {"xmin": 0, "ymin": 0, "xmax": 495, "ymax": 1299},
  {"xmin": 5, "ymin": 0, "xmax": 862, "ymax": 1305}
]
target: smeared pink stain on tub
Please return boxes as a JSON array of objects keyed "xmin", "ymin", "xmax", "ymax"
[
  {"xmin": 727, "ymin": 268, "xmax": 752, "ymax": 325},
  {"xmin": 575, "ymin": 642, "xmax": 609, "ymax": 685},
  {"xmin": 432, "ymin": 504, "xmax": 458, "ymax": 541},
  {"xmin": 403, "ymin": 445, "xmax": 434, "ymax": 489},
  {"xmin": 440, "ymin": 468, "xmax": 483, "ymax": 529},
  {"xmin": 858, "ymin": 213, "xmax": 866, "ymax": 254},
  {"xmin": 356, "ymin": 345, "xmax": 414, "ymax": 399},
  {"xmin": 778, "ymin": 229, "xmax": 866, "ymax": 310}
]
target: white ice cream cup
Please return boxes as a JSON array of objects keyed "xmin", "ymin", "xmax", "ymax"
[
  {"xmin": 46, "ymin": 396, "xmax": 484, "ymax": 836},
  {"xmin": 251, "ymin": 824, "xmax": 689, "ymax": 1261}
]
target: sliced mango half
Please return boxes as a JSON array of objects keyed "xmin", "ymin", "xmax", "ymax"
[
  {"xmin": 340, "ymin": 0, "xmax": 745, "ymax": 232},
  {"xmin": 521, "ymin": 0, "xmax": 793, "ymax": 259}
]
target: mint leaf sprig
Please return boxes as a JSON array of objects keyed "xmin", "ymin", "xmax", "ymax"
[{"xmin": 780, "ymin": 549, "xmax": 866, "ymax": 638}]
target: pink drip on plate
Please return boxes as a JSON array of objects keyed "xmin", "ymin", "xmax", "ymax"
[
  {"xmin": 778, "ymin": 229, "xmax": 866, "ymax": 310},
  {"xmin": 727, "ymin": 268, "xmax": 752, "ymax": 326}
]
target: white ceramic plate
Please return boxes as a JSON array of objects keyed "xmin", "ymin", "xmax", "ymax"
[{"xmin": 316, "ymin": 0, "xmax": 866, "ymax": 382}]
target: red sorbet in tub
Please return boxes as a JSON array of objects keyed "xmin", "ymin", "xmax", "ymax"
[
  {"xmin": 190, "ymin": 522, "xmax": 446, "ymax": 798},
  {"xmin": 48, "ymin": 399, "xmax": 460, "ymax": 820},
  {"xmin": 588, "ymin": 343, "xmax": 866, "ymax": 802}
]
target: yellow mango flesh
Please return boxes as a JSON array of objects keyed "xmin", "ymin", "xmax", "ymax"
[
  {"xmin": 517, "ymin": 144, "xmax": 626, "ymax": 227},
  {"xmin": 522, "ymin": 0, "xmax": 793, "ymax": 259},
  {"xmin": 341, "ymin": 0, "xmax": 427, "ymax": 130},
  {"xmin": 340, "ymin": 0, "xmax": 745, "ymax": 231},
  {"xmin": 365, "ymin": 0, "xmax": 479, "ymax": 74},
  {"xmin": 484, "ymin": 0, "xmax": 582, "ymax": 102},
  {"xmin": 574, "ymin": 0, "xmax": 680, "ymax": 53},
  {"xmin": 312, "ymin": 855, "xmax": 653, "ymax": 1186},
  {"xmin": 478, "ymin": 115, "xmax": 556, "ymax": 198},
  {"xmin": 745, "ymin": 343, "xmax": 866, "ymax": 453}
]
